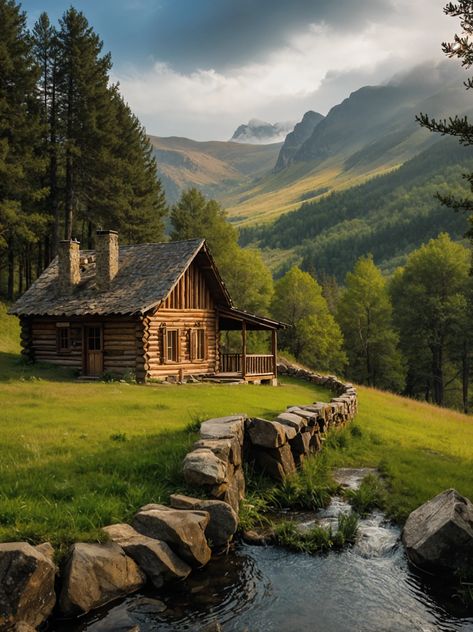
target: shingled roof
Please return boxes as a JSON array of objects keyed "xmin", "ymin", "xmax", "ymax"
[{"xmin": 10, "ymin": 238, "xmax": 233, "ymax": 317}]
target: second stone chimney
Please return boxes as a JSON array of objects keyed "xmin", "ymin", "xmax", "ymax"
[
  {"xmin": 95, "ymin": 230, "xmax": 119, "ymax": 290},
  {"xmin": 58, "ymin": 239, "xmax": 80, "ymax": 294}
]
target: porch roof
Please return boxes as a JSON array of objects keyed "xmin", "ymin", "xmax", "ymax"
[{"xmin": 217, "ymin": 306, "xmax": 286, "ymax": 331}]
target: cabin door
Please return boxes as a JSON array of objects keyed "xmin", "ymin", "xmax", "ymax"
[{"xmin": 85, "ymin": 325, "xmax": 103, "ymax": 376}]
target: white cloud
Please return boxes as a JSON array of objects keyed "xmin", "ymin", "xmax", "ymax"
[{"xmin": 114, "ymin": 0, "xmax": 454, "ymax": 140}]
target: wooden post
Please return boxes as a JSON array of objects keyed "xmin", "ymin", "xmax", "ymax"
[
  {"xmin": 272, "ymin": 329, "xmax": 277, "ymax": 378},
  {"xmin": 242, "ymin": 320, "xmax": 247, "ymax": 379}
]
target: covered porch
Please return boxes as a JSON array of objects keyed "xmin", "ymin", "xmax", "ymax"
[{"xmin": 216, "ymin": 307, "xmax": 285, "ymax": 384}]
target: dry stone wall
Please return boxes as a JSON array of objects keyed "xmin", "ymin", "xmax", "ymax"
[
  {"xmin": 0, "ymin": 364, "xmax": 357, "ymax": 629},
  {"xmin": 183, "ymin": 362, "xmax": 358, "ymax": 494}
]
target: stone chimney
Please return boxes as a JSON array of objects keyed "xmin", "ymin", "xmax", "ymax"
[
  {"xmin": 95, "ymin": 230, "xmax": 119, "ymax": 290},
  {"xmin": 58, "ymin": 240, "xmax": 80, "ymax": 294}
]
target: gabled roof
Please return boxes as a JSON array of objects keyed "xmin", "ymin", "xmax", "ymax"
[{"xmin": 10, "ymin": 239, "xmax": 233, "ymax": 317}]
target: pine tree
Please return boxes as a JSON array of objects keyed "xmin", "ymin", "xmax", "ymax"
[
  {"xmin": 417, "ymin": 1, "xmax": 473, "ymax": 236},
  {"xmin": 56, "ymin": 7, "xmax": 112, "ymax": 240},
  {"xmin": 271, "ymin": 266, "xmax": 346, "ymax": 373},
  {"xmin": 0, "ymin": 0, "xmax": 46, "ymax": 298},
  {"xmin": 32, "ymin": 12, "xmax": 60, "ymax": 261},
  {"xmin": 337, "ymin": 255, "xmax": 405, "ymax": 391}
]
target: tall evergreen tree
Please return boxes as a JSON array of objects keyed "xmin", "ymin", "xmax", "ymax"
[
  {"xmin": 337, "ymin": 255, "xmax": 405, "ymax": 391},
  {"xmin": 271, "ymin": 266, "xmax": 346, "ymax": 373},
  {"xmin": 55, "ymin": 7, "xmax": 112, "ymax": 240},
  {"xmin": 32, "ymin": 12, "xmax": 59, "ymax": 262},
  {"xmin": 0, "ymin": 0, "xmax": 46, "ymax": 298}
]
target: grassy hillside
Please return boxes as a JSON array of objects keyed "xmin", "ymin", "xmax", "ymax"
[
  {"xmin": 327, "ymin": 387, "xmax": 473, "ymax": 522},
  {"xmin": 0, "ymin": 305, "xmax": 328, "ymax": 552},
  {"xmin": 2, "ymin": 305, "xmax": 472, "ymax": 554},
  {"xmin": 149, "ymin": 135, "xmax": 281, "ymax": 205},
  {"xmin": 242, "ymin": 137, "xmax": 473, "ymax": 279}
]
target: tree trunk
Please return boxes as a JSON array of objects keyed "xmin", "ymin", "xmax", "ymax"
[
  {"xmin": 7, "ymin": 238, "xmax": 15, "ymax": 300},
  {"xmin": 431, "ymin": 344, "xmax": 444, "ymax": 406},
  {"xmin": 64, "ymin": 73, "xmax": 74, "ymax": 240},
  {"xmin": 462, "ymin": 341, "xmax": 469, "ymax": 414},
  {"xmin": 50, "ymin": 62, "xmax": 59, "ymax": 255}
]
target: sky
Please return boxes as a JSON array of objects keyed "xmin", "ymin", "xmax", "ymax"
[{"xmin": 22, "ymin": 0, "xmax": 456, "ymax": 140}]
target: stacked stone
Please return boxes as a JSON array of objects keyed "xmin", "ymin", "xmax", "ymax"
[
  {"xmin": 182, "ymin": 415, "xmax": 246, "ymax": 512},
  {"xmin": 0, "ymin": 500, "xmax": 238, "ymax": 626}
]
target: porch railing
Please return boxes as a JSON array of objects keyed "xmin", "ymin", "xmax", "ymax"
[{"xmin": 220, "ymin": 353, "xmax": 274, "ymax": 376}]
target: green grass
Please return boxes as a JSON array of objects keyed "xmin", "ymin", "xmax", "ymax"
[
  {"xmin": 0, "ymin": 304, "xmax": 329, "ymax": 554},
  {"xmin": 325, "ymin": 387, "xmax": 473, "ymax": 522}
]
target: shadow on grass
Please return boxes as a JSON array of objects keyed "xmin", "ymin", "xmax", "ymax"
[{"xmin": 0, "ymin": 351, "xmax": 77, "ymax": 383}]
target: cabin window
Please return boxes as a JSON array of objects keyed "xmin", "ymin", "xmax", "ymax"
[
  {"xmin": 191, "ymin": 328, "xmax": 206, "ymax": 361},
  {"xmin": 57, "ymin": 327, "xmax": 70, "ymax": 353},
  {"xmin": 166, "ymin": 329, "xmax": 179, "ymax": 362}
]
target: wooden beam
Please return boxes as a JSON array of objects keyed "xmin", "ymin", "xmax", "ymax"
[
  {"xmin": 242, "ymin": 321, "xmax": 247, "ymax": 379},
  {"xmin": 272, "ymin": 329, "xmax": 277, "ymax": 378}
]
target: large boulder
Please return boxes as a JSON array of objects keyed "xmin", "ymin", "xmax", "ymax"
[
  {"xmin": 59, "ymin": 542, "xmax": 145, "ymax": 617},
  {"xmin": 402, "ymin": 489, "xmax": 473, "ymax": 573},
  {"xmin": 103, "ymin": 523, "xmax": 191, "ymax": 588},
  {"xmin": 132, "ymin": 505, "xmax": 211, "ymax": 567},
  {"xmin": 183, "ymin": 448, "xmax": 228, "ymax": 486},
  {"xmin": 0, "ymin": 542, "xmax": 56, "ymax": 630},
  {"xmin": 170, "ymin": 494, "xmax": 238, "ymax": 548}
]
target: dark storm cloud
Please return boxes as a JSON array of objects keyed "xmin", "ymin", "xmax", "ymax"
[{"xmin": 148, "ymin": 0, "xmax": 394, "ymax": 71}]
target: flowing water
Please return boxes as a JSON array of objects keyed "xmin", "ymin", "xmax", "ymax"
[{"xmin": 56, "ymin": 469, "xmax": 473, "ymax": 632}]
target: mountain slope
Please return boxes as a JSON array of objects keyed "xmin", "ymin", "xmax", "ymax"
[
  {"xmin": 275, "ymin": 110, "xmax": 324, "ymax": 171},
  {"xmin": 221, "ymin": 66, "xmax": 473, "ymax": 225},
  {"xmin": 241, "ymin": 137, "xmax": 473, "ymax": 280},
  {"xmin": 149, "ymin": 135, "xmax": 282, "ymax": 204}
]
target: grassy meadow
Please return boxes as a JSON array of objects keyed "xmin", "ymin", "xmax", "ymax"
[
  {"xmin": 0, "ymin": 304, "xmax": 328, "ymax": 554},
  {"xmin": 325, "ymin": 387, "xmax": 473, "ymax": 522},
  {"xmin": 1, "ymin": 303, "xmax": 473, "ymax": 556}
]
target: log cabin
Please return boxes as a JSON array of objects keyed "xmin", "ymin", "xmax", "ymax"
[{"xmin": 9, "ymin": 231, "xmax": 284, "ymax": 383}]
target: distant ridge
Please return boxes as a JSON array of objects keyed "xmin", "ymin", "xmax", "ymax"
[{"xmin": 230, "ymin": 118, "xmax": 295, "ymax": 144}]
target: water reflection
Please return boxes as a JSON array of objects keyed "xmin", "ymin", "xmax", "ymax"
[{"xmin": 54, "ymin": 469, "xmax": 473, "ymax": 632}]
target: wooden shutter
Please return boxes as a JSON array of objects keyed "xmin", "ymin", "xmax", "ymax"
[{"xmin": 161, "ymin": 325, "xmax": 167, "ymax": 364}]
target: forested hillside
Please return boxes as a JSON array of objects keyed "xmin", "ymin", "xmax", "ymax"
[{"xmin": 241, "ymin": 137, "xmax": 473, "ymax": 280}]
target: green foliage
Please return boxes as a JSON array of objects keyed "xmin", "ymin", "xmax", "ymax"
[
  {"xmin": 390, "ymin": 233, "xmax": 471, "ymax": 407},
  {"xmin": 271, "ymin": 452, "xmax": 337, "ymax": 510},
  {"xmin": 238, "ymin": 492, "xmax": 272, "ymax": 531},
  {"xmin": 336, "ymin": 255, "xmax": 405, "ymax": 391},
  {"xmin": 345, "ymin": 473, "xmax": 386, "ymax": 517},
  {"xmin": 0, "ymin": 2, "xmax": 167, "ymax": 298},
  {"xmin": 170, "ymin": 188, "xmax": 274, "ymax": 313},
  {"xmin": 241, "ymin": 138, "xmax": 472, "ymax": 282},
  {"xmin": 271, "ymin": 266, "xmax": 347, "ymax": 373},
  {"xmin": 273, "ymin": 512, "xmax": 358, "ymax": 553}
]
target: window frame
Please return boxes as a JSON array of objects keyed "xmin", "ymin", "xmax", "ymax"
[
  {"xmin": 164, "ymin": 328, "xmax": 180, "ymax": 363},
  {"xmin": 190, "ymin": 327, "xmax": 207, "ymax": 362}
]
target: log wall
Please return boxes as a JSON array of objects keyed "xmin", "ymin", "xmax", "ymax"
[
  {"xmin": 144, "ymin": 309, "xmax": 217, "ymax": 379},
  {"xmin": 26, "ymin": 317, "xmax": 142, "ymax": 376}
]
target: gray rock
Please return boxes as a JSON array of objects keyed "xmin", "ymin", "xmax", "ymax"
[
  {"xmin": 276, "ymin": 411, "xmax": 307, "ymax": 431},
  {"xmin": 247, "ymin": 418, "xmax": 288, "ymax": 448},
  {"xmin": 254, "ymin": 443, "xmax": 296, "ymax": 481},
  {"xmin": 286, "ymin": 407, "xmax": 318, "ymax": 425},
  {"xmin": 183, "ymin": 448, "xmax": 228, "ymax": 486},
  {"xmin": 290, "ymin": 431, "xmax": 311, "ymax": 455},
  {"xmin": 170, "ymin": 494, "xmax": 238, "ymax": 548},
  {"xmin": 103, "ymin": 523, "xmax": 191, "ymax": 587},
  {"xmin": 193, "ymin": 436, "xmax": 242, "ymax": 466},
  {"xmin": 0, "ymin": 542, "xmax": 56, "ymax": 630},
  {"xmin": 200, "ymin": 415, "xmax": 246, "ymax": 445},
  {"xmin": 402, "ymin": 489, "xmax": 473, "ymax": 573},
  {"xmin": 132, "ymin": 506, "xmax": 211, "ymax": 567},
  {"xmin": 59, "ymin": 542, "xmax": 145, "ymax": 617}
]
